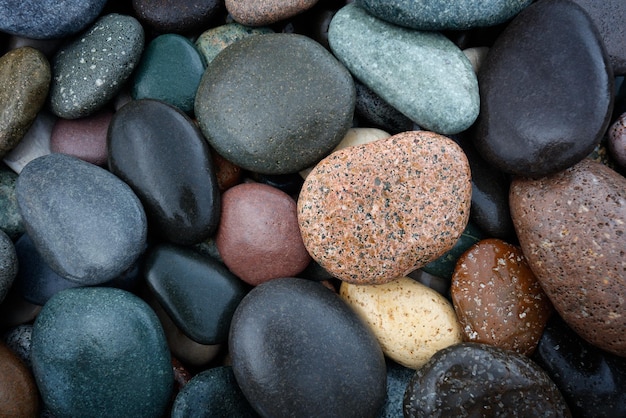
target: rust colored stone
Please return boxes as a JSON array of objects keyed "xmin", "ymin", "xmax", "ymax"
[{"xmin": 0, "ymin": 342, "xmax": 39, "ymax": 417}]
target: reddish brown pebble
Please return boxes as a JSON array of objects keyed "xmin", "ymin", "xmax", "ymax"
[
  {"xmin": 510, "ymin": 158, "xmax": 626, "ymax": 357},
  {"xmin": 211, "ymin": 150, "xmax": 242, "ymax": 191},
  {"xmin": 50, "ymin": 109, "xmax": 112, "ymax": 166},
  {"xmin": 0, "ymin": 342, "xmax": 39, "ymax": 417},
  {"xmin": 225, "ymin": 0, "xmax": 319, "ymax": 26},
  {"xmin": 451, "ymin": 238, "xmax": 553, "ymax": 355},
  {"xmin": 216, "ymin": 183, "xmax": 311, "ymax": 286},
  {"xmin": 298, "ymin": 130, "xmax": 471, "ymax": 285}
]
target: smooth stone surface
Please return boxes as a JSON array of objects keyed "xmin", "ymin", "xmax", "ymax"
[
  {"xmin": 329, "ymin": 4, "xmax": 479, "ymax": 135},
  {"xmin": 340, "ymin": 276, "xmax": 462, "ymax": 369},
  {"xmin": 533, "ymin": 315, "xmax": 626, "ymax": 418},
  {"xmin": 108, "ymin": 99, "xmax": 220, "ymax": 245},
  {"xmin": 463, "ymin": 46, "xmax": 489, "ymax": 73},
  {"xmin": 195, "ymin": 33, "xmax": 355, "ymax": 174},
  {"xmin": 608, "ymin": 112, "xmax": 626, "ymax": 170},
  {"xmin": 510, "ymin": 158, "xmax": 626, "ymax": 357},
  {"xmin": 31, "ymin": 288, "xmax": 173, "ymax": 418},
  {"xmin": 2, "ymin": 324, "xmax": 33, "ymax": 369},
  {"xmin": 16, "ymin": 153, "xmax": 147, "ymax": 285},
  {"xmin": 225, "ymin": 0, "xmax": 319, "ymax": 26},
  {"xmin": 0, "ymin": 164, "xmax": 23, "ymax": 239},
  {"xmin": 145, "ymin": 244, "xmax": 248, "ymax": 345},
  {"xmin": 216, "ymin": 183, "xmax": 310, "ymax": 286},
  {"xmin": 0, "ymin": 47, "xmax": 51, "ymax": 158},
  {"xmin": 403, "ymin": 343, "xmax": 571, "ymax": 417},
  {"xmin": 298, "ymin": 131, "xmax": 471, "ymax": 285},
  {"xmin": 356, "ymin": 0, "xmax": 531, "ymax": 30},
  {"xmin": 132, "ymin": 34, "xmax": 205, "ymax": 115},
  {"xmin": 474, "ymin": 0, "xmax": 614, "ymax": 177},
  {"xmin": 132, "ymin": 0, "xmax": 222, "ymax": 33},
  {"xmin": 50, "ymin": 109, "xmax": 112, "ymax": 166},
  {"xmin": 378, "ymin": 360, "xmax": 415, "ymax": 418},
  {"xmin": 354, "ymin": 81, "xmax": 415, "ymax": 134},
  {"xmin": 171, "ymin": 366, "xmax": 258, "ymax": 418},
  {"xmin": 0, "ymin": 342, "xmax": 39, "ymax": 417},
  {"xmin": 0, "ymin": 229, "xmax": 17, "ymax": 304},
  {"xmin": 195, "ymin": 23, "xmax": 273, "ymax": 64},
  {"xmin": 49, "ymin": 14, "xmax": 144, "ymax": 119},
  {"xmin": 0, "ymin": 0, "xmax": 107, "ymax": 39},
  {"xmin": 3, "ymin": 110, "xmax": 54, "ymax": 174},
  {"xmin": 230, "ymin": 278, "xmax": 387, "ymax": 418},
  {"xmin": 451, "ymin": 238, "xmax": 553, "ymax": 355}
]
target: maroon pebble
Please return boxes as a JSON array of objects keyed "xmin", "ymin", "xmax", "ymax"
[
  {"xmin": 50, "ymin": 109, "xmax": 113, "ymax": 166},
  {"xmin": 0, "ymin": 342, "xmax": 39, "ymax": 417}
]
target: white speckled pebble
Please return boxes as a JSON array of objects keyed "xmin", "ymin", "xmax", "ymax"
[{"xmin": 340, "ymin": 276, "xmax": 462, "ymax": 369}]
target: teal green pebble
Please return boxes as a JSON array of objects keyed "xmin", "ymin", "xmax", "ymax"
[
  {"xmin": 328, "ymin": 4, "xmax": 479, "ymax": 135},
  {"xmin": 422, "ymin": 221, "xmax": 483, "ymax": 280},
  {"xmin": 31, "ymin": 287, "xmax": 173, "ymax": 418},
  {"xmin": 356, "ymin": 0, "xmax": 532, "ymax": 30},
  {"xmin": 195, "ymin": 22, "xmax": 273, "ymax": 65},
  {"xmin": 132, "ymin": 34, "xmax": 205, "ymax": 115},
  {"xmin": 0, "ymin": 164, "xmax": 23, "ymax": 240}
]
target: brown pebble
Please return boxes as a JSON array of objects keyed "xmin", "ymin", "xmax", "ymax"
[
  {"xmin": 225, "ymin": 0, "xmax": 319, "ymax": 26},
  {"xmin": 0, "ymin": 342, "xmax": 39, "ymax": 417},
  {"xmin": 50, "ymin": 109, "xmax": 112, "ymax": 166},
  {"xmin": 211, "ymin": 150, "xmax": 242, "ymax": 191}
]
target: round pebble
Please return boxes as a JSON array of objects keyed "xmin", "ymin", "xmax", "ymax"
[
  {"xmin": 50, "ymin": 109, "xmax": 112, "ymax": 166},
  {"xmin": 0, "ymin": 341, "xmax": 39, "ymax": 417},
  {"xmin": 225, "ymin": 0, "xmax": 318, "ymax": 26}
]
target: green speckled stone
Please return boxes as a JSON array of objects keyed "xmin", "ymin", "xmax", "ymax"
[
  {"xmin": 132, "ymin": 34, "xmax": 205, "ymax": 115},
  {"xmin": 31, "ymin": 287, "xmax": 173, "ymax": 418},
  {"xmin": 422, "ymin": 221, "xmax": 483, "ymax": 280},
  {"xmin": 195, "ymin": 23, "xmax": 273, "ymax": 65},
  {"xmin": 0, "ymin": 164, "xmax": 23, "ymax": 240},
  {"xmin": 329, "ymin": 4, "xmax": 479, "ymax": 135}
]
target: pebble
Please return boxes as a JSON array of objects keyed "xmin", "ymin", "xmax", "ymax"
[
  {"xmin": 0, "ymin": 288, "xmax": 42, "ymax": 330},
  {"xmin": 216, "ymin": 183, "xmax": 310, "ymax": 286},
  {"xmin": 50, "ymin": 109, "xmax": 112, "ymax": 166},
  {"xmin": 132, "ymin": 0, "xmax": 222, "ymax": 33},
  {"xmin": 608, "ymin": 112, "xmax": 626, "ymax": 170},
  {"xmin": 225, "ymin": 0, "xmax": 319, "ymax": 26},
  {"xmin": 328, "ymin": 3, "xmax": 479, "ymax": 135},
  {"xmin": 131, "ymin": 34, "xmax": 205, "ymax": 115},
  {"xmin": 16, "ymin": 153, "xmax": 147, "ymax": 285},
  {"xmin": 0, "ymin": 0, "xmax": 108, "ymax": 39},
  {"xmin": 49, "ymin": 13, "xmax": 145, "ymax": 119},
  {"xmin": 298, "ymin": 131, "xmax": 471, "ymax": 285},
  {"xmin": 403, "ymin": 343, "xmax": 572, "ymax": 417},
  {"xmin": 0, "ymin": 342, "xmax": 39, "ymax": 417},
  {"xmin": 0, "ymin": 229, "xmax": 17, "ymax": 304},
  {"xmin": 229, "ymin": 278, "xmax": 387, "ymax": 417},
  {"xmin": 31, "ymin": 287, "xmax": 173, "ymax": 418},
  {"xmin": 212, "ymin": 151, "xmax": 243, "ymax": 192},
  {"xmin": 356, "ymin": 0, "xmax": 532, "ymax": 30},
  {"xmin": 354, "ymin": 81, "xmax": 415, "ymax": 134},
  {"xmin": 0, "ymin": 47, "xmax": 51, "ymax": 158},
  {"xmin": 340, "ymin": 276, "xmax": 462, "ymax": 369},
  {"xmin": 195, "ymin": 23, "xmax": 273, "ymax": 65},
  {"xmin": 144, "ymin": 243, "xmax": 249, "ymax": 345},
  {"xmin": 2, "ymin": 324, "xmax": 33, "ymax": 369},
  {"xmin": 474, "ymin": 0, "xmax": 614, "ymax": 177},
  {"xmin": 379, "ymin": 360, "xmax": 415, "ymax": 418},
  {"xmin": 451, "ymin": 238, "xmax": 553, "ymax": 355},
  {"xmin": 195, "ymin": 33, "xmax": 355, "ymax": 174},
  {"xmin": 510, "ymin": 158, "xmax": 626, "ymax": 357},
  {"xmin": 108, "ymin": 99, "xmax": 220, "ymax": 245},
  {"xmin": 2, "ymin": 110, "xmax": 54, "ymax": 174},
  {"xmin": 0, "ymin": 164, "xmax": 23, "ymax": 239}
]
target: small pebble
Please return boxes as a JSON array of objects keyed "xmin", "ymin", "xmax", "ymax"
[
  {"xmin": 50, "ymin": 109, "xmax": 112, "ymax": 166},
  {"xmin": 195, "ymin": 22, "xmax": 273, "ymax": 65},
  {"xmin": 132, "ymin": 0, "xmax": 222, "ymax": 33},
  {"xmin": 225, "ymin": 0, "xmax": 319, "ymax": 26},
  {"xmin": 0, "ymin": 229, "xmax": 17, "ymax": 304},
  {"xmin": 2, "ymin": 324, "xmax": 33, "ymax": 369},
  {"xmin": 0, "ymin": 341, "xmax": 39, "ymax": 417},
  {"xmin": 608, "ymin": 112, "xmax": 626, "ymax": 170},
  {"xmin": 2, "ymin": 110, "xmax": 54, "ymax": 174}
]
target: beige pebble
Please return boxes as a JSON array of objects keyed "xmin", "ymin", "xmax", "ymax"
[
  {"xmin": 463, "ymin": 46, "xmax": 489, "ymax": 74},
  {"xmin": 340, "ymin": 276, "xmax": 462, "ymax": 369}
]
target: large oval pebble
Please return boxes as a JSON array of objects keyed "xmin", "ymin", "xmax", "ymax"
[
  {"xmin": 510, "ymin": 158, "xmax": 626, "ymax": 357},
  {"xmin": 16, "ymin": 153, "xmax": 147, "ymax": 285},
  {"xmin": 474, "ymin": 0, "xmax": 613, "ymax": 177},
  {"xmin": 195, "ymin": 33, "xmax": 354, "ymax": 174},
  {"xmin": 298, "ymin": 131, "xmax": 471, "ymax": 285},
  {"xmin": 229, "ymin": 278, "xmax": 387, "ymax": 417}
]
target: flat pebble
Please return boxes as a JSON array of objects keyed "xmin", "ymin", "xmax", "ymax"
[
  {"xmin": 50, "ymin": 109, "xmax": 112, "ymax": 166},
  {"xmin": 298, "ymin": 131, "xmax": 471, "ymax": 285},
  {"xmin": 329, "ymin": 3, "xmax": 479, "ymax": 135},
  {"xmin": 195, "ymin": 23, "xmax": 273, "ymax": 65},
  {"xmin": 340, "ymin": 276, "xmax": 462, "ymax": 369},
  {"xmin": 132, "ymin": 0, "xmax": 222, "ymax": 33},
  {"xmin": 0, "ymin": 229, "xmax": 16, "ymax": 304},
  {"xmin": 225, "ymin": 0, "xmax": 319, "ymax": 26},
  {"xmin": 510, "ymin": 158, "xmax": 626, "ymax": 357},
  {"xmin": 451, "ymin": 238, "xmax": 553, "ymax": 355},
  {"xmin": 0, "ymin": 342, "xmax": 39, "ymax": 417}
]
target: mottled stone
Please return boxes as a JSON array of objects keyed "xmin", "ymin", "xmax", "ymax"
[
  {"xmin": 356, "ymin": 0, "xmax": 531, "ymax": 30},
  {"xmin": 31, "ymin": 288, "xmax": 173, "ymax": 418},
  {"xmin": 0, "ymin": 229, "xmax": 16, "ymax": 304},
  {"xmin": 16, "ymin": 153, "xmax": 147, "ymax": 285},
  {"xmin": 0, "ymin": 164, "xmax": 23, "ymax": 239},
  {"xmin": 354, "ymin": 81, "xmax": 415, "ymax": 134},
  {"xmin": 195, "ymin": 33, "xmax": 355, "ymax": 174},
  {"xmin": 0, "ymin": 288, "xmax": 41, "ymax": 330},
  {"xmin": 0, "ymin": 342, "xmax": 39, "ymax": 417},
  {"xmin": 510, "ymin": 158, "xmax": 626, "ymax": 357},
  {"xmin": 132, "ymin": 34, "xmax": 205, "ymax": 115},
  {"xmin": 422, "ymin": 221, "xmax": 483, "ymax": 280},
  {"xmin": 329, "ymin": 4, "xmax": 479, "ymax": 134},
  {"xmin": 225, "ymin": 0, "xmax": 319, "ymax": 26},
  {"xmin": 132, "ymin": 0, "xmax": 222, "ymax": 33},
  {"xmin": 0, "ymin": 47, "xmax": 51, "ymax": 158},
  {"xmin": 340, "ymin": 277, "xmax": 462, "ymax": 369},
  {"xmin": 403, "ymin": 343, "xmax": 571, "ymax": 417},
  {"xmin": 608, "ymin": 112, "xmax": 626, "ymax": 170},
  {"xmin": 216, "ymin": 183, "xmax": 310, "ymax": 286},
  {"xmin": 50, "ymin": 109, "xmax": 112, "ymax": 166},
  {"xmin": 298, "ymin": 131, "xmax": 471, "ymax": 285},
  {"xmin": 3, "ymin": 110, "xmax": 54, "ymax": 174},
  {"xmin": 230, "ymin": 278, "xmax": 386, "ymax": 417},
  {"xmin": 474, "ymin": 0, "xmax": 614, "ymax": 177},
  {"xmin": 195, "ymin": 23, "xmax": 273, "ymax": 64},
  {"xmin": 50, "ymin": 14, "xmax": 144, "ymax": 119},
  {"xmin": 2, "ymin": 325, "xmax": 33, "ymax": 369},
  {"xmin": 0, "ymin": 0, "xmax": 107, "ymax": 39},
  {"xmin": 378, "ymin": 360, "xmax": 415, "ymax": 418},
  {"xmin": 451, "ymin": 238, "xmax": 553, "ymax": 355},
  {"xmin": 108, "ymin": 99, "xmax": 219, "ymax": 245}
]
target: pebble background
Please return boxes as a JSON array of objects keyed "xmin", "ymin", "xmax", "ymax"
[{"xmin": 0, "ymin": 0, "xmax": 624, "ymax": 416}]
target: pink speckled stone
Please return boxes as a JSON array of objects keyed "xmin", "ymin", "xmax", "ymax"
[
  {"xmin": 50, "ymin": 109, "xmax": 112, "ymax": 166},
  {"xmin": 297, "ymin": 130, "xmax": 472, "ymax": 285},
  {"xmin": 510, "ymin": 158, "xmax": 626, "ymax": 357},
  {"xmin": 608, "ymin": 112, "xmax": 626, "ymax": 170},
  {"xmin": 225, "ymin": 0, "xmax": 319, "ymax": 26}
]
